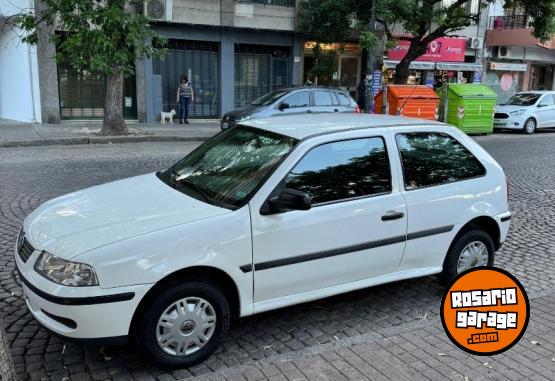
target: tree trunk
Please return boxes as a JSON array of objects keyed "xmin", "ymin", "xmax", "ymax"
[
  {"xmin": 101, "ymin": 71, "xmax": 128, "ymax": 136},
  {"xmin": 393, "ymin": 40, "xmax": 428, "ymax": 84},
  {"xmin": 394, "ymin": 59, "xmax": 411, "ymax": 84}
]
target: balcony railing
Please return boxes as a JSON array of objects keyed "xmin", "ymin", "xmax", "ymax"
[
  {"xmin": 489, "ymin": 15, "xmax": 532, "ymax": 30},
  {"xmin": 236, "ymin": 0, "xmax": 296, "ymax": 7}
]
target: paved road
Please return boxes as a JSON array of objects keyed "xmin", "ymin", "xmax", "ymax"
[{"xmin": 0, "ymin": 133, "xmax": 554, "ymax": 380}]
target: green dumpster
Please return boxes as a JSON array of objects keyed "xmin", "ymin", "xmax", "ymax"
[{"xmin": 446, "ymin": 84, "xmax": 497, "ymax": 134}]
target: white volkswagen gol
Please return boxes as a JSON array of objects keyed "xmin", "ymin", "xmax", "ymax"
[{"xmin": 15, "ymin": 114, "xmax": 511, "ymax": 367}]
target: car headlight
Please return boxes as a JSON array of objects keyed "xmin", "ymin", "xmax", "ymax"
[
  {"xmin": 509, "ymin": 109, "xmax": 526, "ymax": 116},
  {"xmin": 34, "ymin": 252, "xmax": 98, "ymax": 287}
]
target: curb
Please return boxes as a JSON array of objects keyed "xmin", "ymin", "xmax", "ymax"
[{"xmin": 0, "ymin": 135, "xmax": 211, "ymax": 148}]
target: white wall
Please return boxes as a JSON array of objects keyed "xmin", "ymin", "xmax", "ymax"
[{"xmin": 0, "ymin": 0, "xmax": 42, "ymax": 122}]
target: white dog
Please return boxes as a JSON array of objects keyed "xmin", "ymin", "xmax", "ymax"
[{"xmin": 160, "ymin": 109, "xmax": 176, "ymax": 124}]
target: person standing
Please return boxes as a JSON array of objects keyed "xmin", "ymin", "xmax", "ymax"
[{"xmin": 176, "ymin": 75, "xmax": 194, "ymax": 124}]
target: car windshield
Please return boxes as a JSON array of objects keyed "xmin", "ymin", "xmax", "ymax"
[
  {"xmin": 250, "ymin": 90, "xmax": 290, "ymax": 106},
  {"xmin": 169, "ymin": 126, "xmax": 298, "ymax": 208},
  {"xmin": 500, "ymin": 93, "xmax": 541, "ymax": 106}
]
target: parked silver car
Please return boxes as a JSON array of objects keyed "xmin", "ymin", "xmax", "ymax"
[
  {"xmin": 494, "ymin": 91, "xmax": 555, "ymax": 134},
  {"xmin": 221, "ymin": 87, "xmax": 360, "ymax": 130}
]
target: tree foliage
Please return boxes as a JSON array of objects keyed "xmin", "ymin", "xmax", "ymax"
[{"xmin": 16, "ymin": 0, "xmax": 166, "ymax": 134}]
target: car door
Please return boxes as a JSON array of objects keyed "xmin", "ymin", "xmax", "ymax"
[
  {"xmin": 275, "ymin": 91, "xmax": 312, "ymax": 116},
  {"xmin": 392, "ymin": 130, "xmax": 489, "ymax": 272},
  {"xmin": 535, "ymin": 94, "xmax": 555, "ymax": 127},
  {"xmin": 249, "ymin": 133, "xmax": 407, "ymax": 306},
  {"xmin": 312, "ymin": 90, "xmax": 340, "ymax": 114}
]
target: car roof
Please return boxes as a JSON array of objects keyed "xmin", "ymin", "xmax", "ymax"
[
  {"xmin": 240, "ymin": 113, "xmax": 444, "ymax": 140},
  {"xmin": 280, "ymin": 86, "xmax": 349, "ymax": 93},
  {"xmin": 517, "ymin": 91, "xmax": 555, "ymax": 94}
]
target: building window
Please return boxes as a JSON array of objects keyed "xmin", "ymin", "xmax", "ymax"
[{"xmin": 236, "ymin": 0, "xmax": 296, "ymax": 8}]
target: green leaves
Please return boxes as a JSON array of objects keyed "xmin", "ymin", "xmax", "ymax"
[{"xmin": 16, "ymin": 0, "xmax": 166, "ymax": 77}]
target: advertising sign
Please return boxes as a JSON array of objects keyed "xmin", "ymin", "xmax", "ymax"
[{"xmin": 388, "ymin": 38, "xmax": 466, "ymax": 62}]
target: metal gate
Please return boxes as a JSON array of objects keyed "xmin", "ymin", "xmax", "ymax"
[
  {"xmin": 154, "ymin": 39, "xmax": 220, "ymax": 118},
  {"xmin": 234, "ymin": 44, "xmax": 291, "ymax": 107},
  {"xmin": 57, "ymin": 59, "xmax": 137, "ymax": 120}
]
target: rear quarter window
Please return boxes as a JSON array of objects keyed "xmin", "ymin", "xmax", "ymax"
[
  {"xmin": 337, "ymin": 92, "xmax": 353, "ymax": 106},
  {"xmin": 396, "ymin": 132, "xmax": 486, "ymax": 190}
]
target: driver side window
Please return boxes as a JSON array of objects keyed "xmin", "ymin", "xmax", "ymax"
[
  {"xmin": 283, "ymin": 137, "xmax": 391, "ymax": 205},
  {"xmin": 282, "ymin": 92, "xmax": 310, "ymax": 108},
  {"xmin": 540, "ymin": 95, "xmax": 555, "ymax": 106}
]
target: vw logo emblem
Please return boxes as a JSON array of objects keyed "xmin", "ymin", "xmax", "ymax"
[
  {"xmin": 225, "ymin": 115, "xmax": 230, "ymax": 121},
  {"xmin": 17, "ymin": 231, "xmax": 25, "ymax": 252}
]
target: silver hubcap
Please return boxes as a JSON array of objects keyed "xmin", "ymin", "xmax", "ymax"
[
  {"xmin": 526, "ymin": 120, "xmax": 535, "ymax": 133},
  {"xmin": 156, "ymin": 297, "xmax": 217, "ymax": 356},
  {"xmin": 457, "ymin": 241, "xmax": 489, "ymax": 273}
]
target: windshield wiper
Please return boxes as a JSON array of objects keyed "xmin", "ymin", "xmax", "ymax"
[{"xmin": 178, "ymin": 178, "xmax": 213, "ymax": 204}]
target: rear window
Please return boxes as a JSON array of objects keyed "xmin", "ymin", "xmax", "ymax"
[{"xmin": 396, "ymin": 132, "xmax": 486, "ymax": 190}]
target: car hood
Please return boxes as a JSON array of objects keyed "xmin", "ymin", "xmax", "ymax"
[
  {"xmin": 225, "ymin": 105, "xmax": 262, "ymax": 120},
  {"xmin": 24, "ymin": 173, "xmax": 230, "ymax": 260},
  {"xmin": 495, "ymin": 105, "xmax": 532, "ymax": 114}
]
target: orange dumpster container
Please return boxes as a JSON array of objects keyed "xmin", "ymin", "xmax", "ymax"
[{"xmin": 374, "ymin": 85, "xmax": 440, "ymax": 121}]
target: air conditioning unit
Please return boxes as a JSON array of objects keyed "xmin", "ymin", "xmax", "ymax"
[
  {"xmin": 467, "ymin": 37, "xmax": 484, "ymax": 50},
  {"xmin": 144, "ymin": 0, "xmax": 172, "ymax": 21},
  {"xmin": 497, "ymin": 46, "xmax": 512, "ymax": 58}
]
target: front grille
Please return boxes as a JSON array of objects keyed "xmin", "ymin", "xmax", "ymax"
[
  {"xmin": 18, "ymin": 235, "xmax": 35, "ymax": 263},
  {"xmin": 495, "ymin": 113, "xmax": 509, "ymax": 119}
]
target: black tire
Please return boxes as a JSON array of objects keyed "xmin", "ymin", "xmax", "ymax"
[
  {"xmin": 438, "ymin": 229, "xmax": 495, "ymax": 285},
  {"xmin": 134, "ymin": 281, "xmax": 231, "ymax": 368},
  {"xmin": 523, "ymin": 118, "xmax": 536, "ymax": 134}
]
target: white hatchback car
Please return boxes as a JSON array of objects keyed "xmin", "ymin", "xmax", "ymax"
[
  {"xmin": 16, "ymin": 114, "xmax": 511, "ymax": 367},
  {"xmin": 494, "ymin": 91, "xmax": 555, "ymax": 134}
]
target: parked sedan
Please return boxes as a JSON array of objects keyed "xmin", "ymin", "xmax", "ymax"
[
  {"xmin": 494, "ymin": 91, "xmax": 555, "ymax": 134},
  {"xmin": 16, "ymin": 114, "xmax": 510, "ymax": 368},
  {"xmin": 221, "ymin": 87, "xmax": 360, "ymax": 130}
]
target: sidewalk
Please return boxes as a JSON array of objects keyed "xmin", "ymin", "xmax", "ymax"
[{"xmin": 0, "ymin": 118, "xmax": 220, "ymax": 147}]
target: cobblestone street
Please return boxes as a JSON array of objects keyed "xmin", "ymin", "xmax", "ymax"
[{"xmin": 0, "ymin": 132, "xmax": 554, "ymax": 381}]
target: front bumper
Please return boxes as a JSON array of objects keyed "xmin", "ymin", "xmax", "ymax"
[
  {"xmin": 16, "ymin": 247, "xmax": 152, "ymax": 340},
  {"xmin": 494, "ymin": 116, "xmax": 525, "ymax": 130}
]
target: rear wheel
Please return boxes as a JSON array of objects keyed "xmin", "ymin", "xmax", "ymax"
[
  {"xmin": 523, "ymin": 118, "xmax": 536, "ymax": 134},
  {"xmin": 135, "ymin": 281, "xmax": 230, "ymax": 368},
  {"xmin": 438, "ymin": 229, "xmax": 495, "ymax": 285}
]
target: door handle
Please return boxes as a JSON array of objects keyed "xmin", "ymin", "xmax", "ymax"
[
  {"xmin": 334, "ymin": 109, "xmax": 339, "ymax": 112},
  {"xmin": 307, "ymin": 110, "xmax": 312, "ymax": 113},
  {"xmin": 381, "ymin": 211, "xmax": 405, "ymax": 221}
]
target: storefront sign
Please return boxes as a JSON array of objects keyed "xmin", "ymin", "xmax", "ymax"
[
  {"xmin": 388, "ymin": 38, "xmax": 466, "ymax": 62},
  {"xmin": 490, "ymin": 62, "xmax": 528, "ymax": 72},
  {"xmin": 371, "ymin": 70, "xmax": 382, "ymax": 98},
  {"xmin": 473, "ymin": 72, "xmax": 482, "ymax": 83}
]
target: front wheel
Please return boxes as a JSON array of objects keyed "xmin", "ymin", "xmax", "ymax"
[
  {"xmin": 135, "ymin": 281, "xmax": 231, "ymax": 368},
  {"xmin": 523, "ymin": 118, "xmax": 536, "ymax": 134},
  {"xmin": 438, "ymin": 229, "xmax": 495, "ymax": 285}
]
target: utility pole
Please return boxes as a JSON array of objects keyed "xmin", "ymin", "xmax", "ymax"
[{"xmin": 366, "ymin": 0, "xmax": 377, "ymax": 113}]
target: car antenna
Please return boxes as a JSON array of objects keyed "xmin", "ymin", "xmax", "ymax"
[{"xmin": 395, "ymin": 84, "xmax": 420, "ymax": 116}]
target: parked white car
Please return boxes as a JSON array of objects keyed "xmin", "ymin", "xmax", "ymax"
[
  {"xmin": 16, "ymin": 114, "xmax": 511, "ymax": 367},
  {"xmin": 494, "ymin": 91, "xmax": 555, "ymax": 134}
]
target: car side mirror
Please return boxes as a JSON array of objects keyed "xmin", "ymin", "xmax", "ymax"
[
  {"xmin": 262, "ymin": 189, "xmax": 311, "ymax": 215},
  {"xmin": 278, "ymin": 102, "xmax": 290, "ymax": 111}
]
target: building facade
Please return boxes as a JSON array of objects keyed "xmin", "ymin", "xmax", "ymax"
[
  {"xmin": 485, "ymin": 0, "xmax": 555, "ymax": 101},
  {"xmin": 0, "ymin": 0, "xmax": 42, "ymax": 123},
  {"xmin": 2, "ymin": 0, "xmax": 303, "ymax": 123}
]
